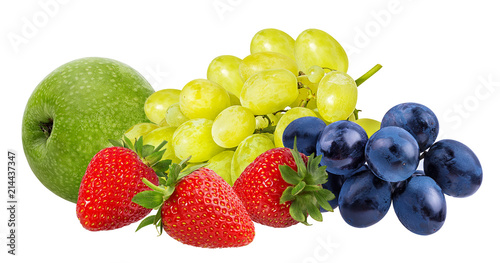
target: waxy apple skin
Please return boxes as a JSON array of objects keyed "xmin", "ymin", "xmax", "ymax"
[{"xmin": 22, "ymin": 57, "xmax": 154, "ymax": 203}]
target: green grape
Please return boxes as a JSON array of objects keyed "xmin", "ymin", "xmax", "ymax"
[
  {"xmin": 261, "ymin": 132, "xmax": 275, "ymax": 143},
  {"xmin": 179, "ymin": 79, "xmax": 231, "ymax": 120},
  {"xmin": 295, "ymin": 28, "xmax": 348, "ymax": 73},
  {"xmin": 274, "ymin": 107, "xmax": 318, "ymax": 147},
  {"xmin": 352, "ymin": 118, "xmax": 381, "ymax": 138},
  {"xmin": 255, "ymin": 115, "xmax": 268, "ymax": 130},
  {"xmin": 228, "ymin": 91, "xmax": 241, "ymax": 105},
  {"xmin": 206, "ymin": 150, "xmax": 235, "ymax": 185},
  {"xmin": 212, "ymin": 106, "xmax": 256, "ymax": 148},
  {"xmin": 165, "ymin": 102, "xmax": 189, "ymax": 127},
  {"xmin": 123, "ymin": 122, "xmax": 159, "ymax": 142},
  {"xmin": 254, "ymin": 113, "xmax": 281, "ymax": 130},
  {"xmin": 240, "ymin": 68, "xmax": 299, "ymax": 115},
  {"xmin": 231, "ymin": 134, "xmax": 274, "ymax": 183},
  {"xmin": 250, "ymin": 28, "xmax": 295, "ymax": 60},
  {"xmin": 311, "ymin": 108, "xmax": 330, "ymax": 124},
  {"xmin": 239, "ymin": 52, "xmax": 298, "ymax": 81},
  {"xmin": 306, "ymin": 65, "xmax": 325, "ymax": 83},
  {"xmin": 158, "ymin": 118, "xmax": 169, "ymax": 127},
  {"xmin": 316, "ymin": 71, "xmax": 357, "ymax": 123},
  {"xmin": 144, "ymin": 89, "xmax": 181, "ymax": 125},
  {"xmin": 305, "ymin": 97, "xmax": 318, "ymax": 110},
  {"xmin": 207, "ymin": 55, "xmax": 245, "ymax": 98},
  {"xmin": 172, "ymin": 118, "xmax": 224, "ymax": 163},
  {"xmin": 142, "ymin": 126, "xmax": 181, "ymax": 163}
]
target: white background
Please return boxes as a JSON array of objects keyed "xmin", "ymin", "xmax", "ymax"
[{"xmin": 1, "ymin": 0, "xmax": 499, "ymax": 262}]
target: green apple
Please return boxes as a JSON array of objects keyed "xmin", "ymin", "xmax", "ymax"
[{"xmin": 22, "ymin": 57, "xmax": 155, "ymax": 203}]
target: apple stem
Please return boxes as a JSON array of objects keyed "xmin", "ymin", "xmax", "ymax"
[{"xmin": 355, "ymin": 64, "xmax": 382, "ymax": 86}]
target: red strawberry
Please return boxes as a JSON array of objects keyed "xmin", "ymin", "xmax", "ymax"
[
  {"xmin": 76, "ymin": 138, "xmax": 169, "ymax": 231},
  {"xmin": 232, "ymin": 146, "xmax": 335, "ymax": 228},
  {"xmin": 134, "ymin": 163, "xmax": 255, "ymax": 248}
]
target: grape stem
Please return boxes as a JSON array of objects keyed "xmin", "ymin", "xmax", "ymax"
[
  {"xmin": 355, "ymin": 64, "xmax": 382, "ymax": 86},
  {"xmin": 297, "ymin": 84, "xmax": 315, "ymax": 107},
  {"xmin": 419, "ymin": 151, "xmax": 427, "ymax": 160},
  {"xmin": 273, "ymin": 109, "xmax": 288, "ymax": 114},
  {"xmin": 262, "ymin": 114, "xmax": 273, "ymax": 126},
  {"xmin": 351, "ymin": 109, "xmax": 361, "ymax": 120}
]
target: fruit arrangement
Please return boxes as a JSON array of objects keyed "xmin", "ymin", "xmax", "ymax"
[{"xmin": 22, "ymin": 28, "xmax": 483, "ymax": 249}]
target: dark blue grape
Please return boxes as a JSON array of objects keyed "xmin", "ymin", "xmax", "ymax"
[
  {"xmin": 391, "ymin": 170, "xmax": 425, "ymax": 196},
  {"xmin": 320, "ymin": 172, "xmax": 345, "ymax": 212},
  {"xmin": 381, "ymin": 102, "xmax": 439, "ymax": 152},
  {"xmin": 423, "ymin": 139, "xmax": 482, "ymax": 197},
  {"xmin": 316, "ymin": 120, "xmax": 368, "ymax": 176},
  {"xmin": 393, "ymin": 176, "xmax": 447, "ymax": 235},
  {"xmin": 338, "ymin": 168, "xmax": 392, "ymax": 228},
  {"xmin": 365, "ymin": 126, "xmax": 419, "ymax": 182},
  {"xmin": 282, "ymin": 116, "xmax": 326, "ymax": 156}
]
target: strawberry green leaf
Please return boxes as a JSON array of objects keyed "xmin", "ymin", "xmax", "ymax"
[
  {"xmin": 155, "ymin": 171, "xmax": 165, "ymax": 179},
  {"xmin": 154, "ymin": 141, "xmax": 168, "ymax": 153},
  {"xmin": 314, "ymin": 190, "xmax": 334, "ymax": 212},
  {"xmin": 158, "ymin": 160, "xmax": 207, "ymax": 191},
  {"xmin": 152, "ymin": 159, "xmax": 172, "ymax": 174},
  {"xmin": 178, "ymin": 156, "xmax": 191, "ymax": 167},
  {"xmin": 158, "ymin": 176, "xmax": 168, "ymax": 186},
  {"xmin": 141, "ymin": 144, "xmax": 156, "ymax": 159},
  {"xmin": 279, "ymin": 165, "xmax": 302, "ymax": 185},
  {"xmin": 280, "ymin": 186, "xmax": 296, "ymax": 204},
  {"xmin": 153, "ymin": 208, "xmax": 164, "ymax": 236},
  {"xmin": 164, "ymin": 186, "xmax": 175, "ymax": 199},
  {"xmin": 303, "ymin": 159, "xmax": 328, "ymax": 186},
  {"xmin": 291, "ymin": 181, "xmax": 306, "ymax": 196},
  {"xmin": 177, "ymin": 163, "xmax": 207, "ymax": 181},
  {"xmin": 154, "ymin": 207, "xmax": 162, "ymax": 225},
  {"xmin": 291, "ymin": 138, "xmax": 307, "ymax": 176},
  {"xmin": 132, "ymin": 190, "xmax": 164, "ymax": 209},
  {"xmin": 317, "ymin": 188, "xmax": 336, "ymax": 201},
  {"xmin": 144, "ymin": 150, "xmax": 166, "ymax": 166},
  {"xmin": 136, "ymin": 215, "xmax": 156, "ymax": 232},
  {"xmin": 109, "ymin": 139, "xmax": 124, "ymax": 147},
  {"xmin": 289, "ymin": 199, "xmax": 307, "ymax": 224},
  {"xmin": 135, "ymin": 136, "xmax": 144, "ymax": 158},
  {"xmin": 306, "ymin": 201, "xmax": 323, "ymax": 222},
  {"xmin": 123, "ymin": 136, "xmax": 134, "ymax": 150},
  {"xmin": 303, "ymin": 185, "xmax": 322, "ymax": 192},
  {"xmin": 312, "ymin": 167, "xmax": 329, "ymax": 185},
  {"xmin": 165, "ymin": 164, "xmax": 180, "ymax": 186},
  {"xmin": 307, "ymin": 153, "xmax": 322, "ymax": 172}
]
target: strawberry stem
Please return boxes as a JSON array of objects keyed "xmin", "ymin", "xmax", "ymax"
[{"xmin": 142, "ymin": 178, "xmax": 167, "ymax": 193}]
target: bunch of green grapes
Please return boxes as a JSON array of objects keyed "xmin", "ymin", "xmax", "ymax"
[{"xmin": 125, "ymin": 28, "xmax": 382, "ymax": 185}]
